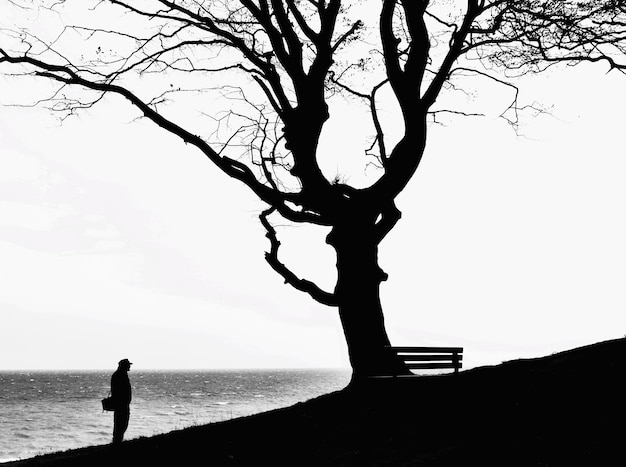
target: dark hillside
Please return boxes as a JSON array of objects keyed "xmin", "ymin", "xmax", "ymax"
[{"xmin": 5, "ymin": 338, "xmax": 625, "ymax": 466}]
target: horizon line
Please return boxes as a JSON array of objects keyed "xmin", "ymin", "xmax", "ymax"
[{"xmin": 0, "ymin": 366, "xmax": 352, "ymax": 372}]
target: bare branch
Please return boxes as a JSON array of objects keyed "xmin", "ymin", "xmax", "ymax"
[
  {"xmin": 331, "ymin": 20, "xmax": 363, "ymax": 53},
  {"xmin": 464, "ymin": 1, "xmax": 626, "ymax": 74},
  {"xmin": 286, "ymin": 0, "xmax": 319, "ymax": 42},
  {"xmin": 260, "ymin": 207, "xmax": 338, "ymax": 307},
  {"xmin": 422, "ymin": 1, "xmax": 483, "ymax": 108},
  {"xmin": 0, "ymin": 48, "xmax": 328, "ymax": 226}
]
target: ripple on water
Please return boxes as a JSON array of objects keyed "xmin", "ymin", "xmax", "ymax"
[{"xmin": 0, "ymin": 369, "xmax": 350, "ymax": 461}]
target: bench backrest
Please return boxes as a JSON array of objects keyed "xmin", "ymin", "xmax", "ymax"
[{"xmin": 387, "ymin": 346, "xmax": 463, "ymax": 374}]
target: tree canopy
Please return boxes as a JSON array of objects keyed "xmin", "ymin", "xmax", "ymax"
[{"xmin": 2, "ymin": 0, "xmax": 626, "ymax": 376}]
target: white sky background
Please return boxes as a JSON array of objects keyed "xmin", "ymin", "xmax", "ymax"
[{"xmin": 1, "ymin": 3, "xmax": 626, "ymax": 370}]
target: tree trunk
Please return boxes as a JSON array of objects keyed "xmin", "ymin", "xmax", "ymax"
[{"xmin": 327, "ymin": 219, "xmax": 410, "ymax": 381}]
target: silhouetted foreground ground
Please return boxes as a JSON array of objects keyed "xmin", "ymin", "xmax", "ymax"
[{"xmin": 5, "ymin": 338, "xmax": 625, "ymax": 466}]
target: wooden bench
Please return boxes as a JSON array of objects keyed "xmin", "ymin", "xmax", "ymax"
[{"xmin": 386, "ymin": 346, "xmax": 463, "ymax": 375}]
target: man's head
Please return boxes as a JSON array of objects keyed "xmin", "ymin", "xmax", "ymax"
[{"xmin": 118, "ymin": 358, "xmax": 132, "ymax": 371}]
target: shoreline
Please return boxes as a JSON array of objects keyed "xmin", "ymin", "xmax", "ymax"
[
  {"xmin": 4, "ymin": 337, "xmax": 625, "ymax": 466},
  {"xmin": 0, "ymin": 368, "xmax": 350, "ymax": 462}
]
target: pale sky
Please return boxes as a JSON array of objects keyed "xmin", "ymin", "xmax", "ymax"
[{"xmin": 1, "ymin": 6, "xmax": 626, "ymax": 371}]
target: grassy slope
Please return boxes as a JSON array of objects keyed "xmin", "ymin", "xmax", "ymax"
[{"xmin": 5, "ymin": 338, "xmax": 625, "ymax": 467}]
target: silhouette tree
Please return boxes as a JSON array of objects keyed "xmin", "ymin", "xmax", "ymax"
[{"xmin": 2, "ymin": 1, "xmax": 626, "ymax": 379}]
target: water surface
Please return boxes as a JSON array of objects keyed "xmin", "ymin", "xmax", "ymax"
[{"xmin": 0, "ymin": 369, "xmax": 350, "ymax": 462}]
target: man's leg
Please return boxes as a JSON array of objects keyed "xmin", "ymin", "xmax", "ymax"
[{"xmin": 113, "ymin": 407, "xmax": 130, "ymax": 444}]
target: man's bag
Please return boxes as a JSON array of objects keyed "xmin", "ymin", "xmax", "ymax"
[{"xmin": 101, "ymin": 396, "xmax": 116, "ymax": 411}]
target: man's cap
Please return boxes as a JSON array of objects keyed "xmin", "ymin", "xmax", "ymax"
[{"xmin": 119, "ymin": 358, "xmax": 133, "ymax": 365}]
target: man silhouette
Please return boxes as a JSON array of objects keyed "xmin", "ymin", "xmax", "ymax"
[{"xmin": 111, "ymin": 358, "xmax": 132, "ymax": 444}]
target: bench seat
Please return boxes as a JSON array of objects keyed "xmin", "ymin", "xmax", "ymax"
[{"xmin": 386, "ymin": 346, "xmax": 463, "ymax": 375}]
